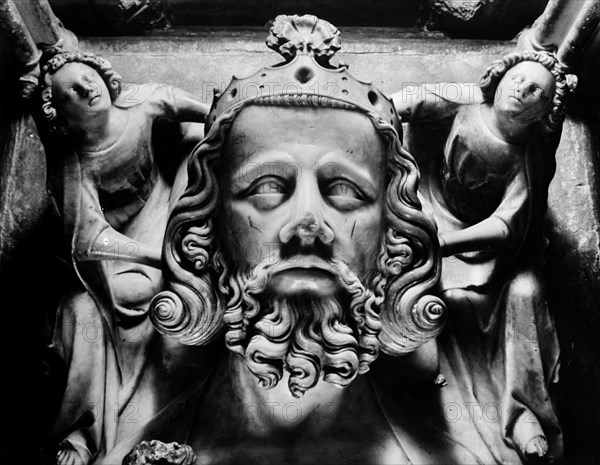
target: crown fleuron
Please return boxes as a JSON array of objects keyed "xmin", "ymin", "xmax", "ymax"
[
  {"xmin": 266, "ymin": 14, "xmax": 341, "ymax": 66},
  {"xmin": 205, "ymin": 14, "xmax": 402, "ymax": 136}
]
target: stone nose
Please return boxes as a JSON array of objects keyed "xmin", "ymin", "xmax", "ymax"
[
  {"xmin": 279, "ymin": 211, "xmax": 334, "ymax": 246},
  {"xmin": 84, "ymin": 83, "xmax": 97, "ymax": 97}
]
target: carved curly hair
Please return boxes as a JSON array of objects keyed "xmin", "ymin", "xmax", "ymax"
[
  {"xmin": 38, "ymin": 50, "xmax": 122, "ymax": 133},
  {"xmin": 479, "ymin": 51, "xmax": 576, "ymax": 133},
  {"xmin": 150, "ymin": 95, "xmax": 446, "ymax": 357}
]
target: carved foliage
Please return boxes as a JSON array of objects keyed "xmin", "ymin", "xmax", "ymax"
[
  {"xmin": 266, "ymin": 14, "xmax": 341, "ymax": 64},
  {"xmin": 122, "ymin": 440, "xmax": 195, "ymax": 465}
]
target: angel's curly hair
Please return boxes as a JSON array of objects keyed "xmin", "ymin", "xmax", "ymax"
[
  {"xmin": 38, "ymin": 50, "xmax": 122, "ymax": 133},
  {"xmin": 479, "ymin": 51, "xmax": 576, "ymax": 133}
]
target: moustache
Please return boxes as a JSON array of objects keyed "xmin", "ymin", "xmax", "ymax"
[{"xmin": 221, "ymin": 252, "xmax": 375, "ymax": 336}]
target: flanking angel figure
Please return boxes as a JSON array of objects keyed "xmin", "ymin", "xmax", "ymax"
[
  {"xmin": 35, "ymin": 49, "xmax": 209, "ymax": 465},
  {"xmin": 393, "ymin": 51, "xmax": 576, "ymax": 462}
]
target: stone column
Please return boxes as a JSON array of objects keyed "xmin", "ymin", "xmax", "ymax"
[
  {"xmin": 13, "ymin": 0, "xmax": 78, "ymax": 51},
  {"xmin": 557, "ymin": 1, "xmax": 600, "ymax": 70},
  {"xmin": 0, "ymin": 0, "xmax": 40, "ymax": 98},
  {"xmin": 528, "ymin": 0, "xmax": 582, "ymax": 50}
]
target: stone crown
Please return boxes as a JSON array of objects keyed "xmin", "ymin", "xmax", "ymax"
[{"xmin": 205, "ymin": 14, "xmax": 402, "ymax": 136}]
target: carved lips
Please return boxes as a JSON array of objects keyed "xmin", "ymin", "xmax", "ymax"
[
  {"xmin": 271, "ymin": 255, "xmax": 336, "ymax": 274},
  {"xmin": 89, "ymin": 94, "xmax": 101, "ymax": 106},
  {"xmin": 267, "ymin": 255, "xmax": 340, "ymax": 297},
  {"xmin": 509, "ymin": 95, "xmax": 523, "ymax": 105}
]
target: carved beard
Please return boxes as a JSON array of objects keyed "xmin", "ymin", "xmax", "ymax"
[{"xmin": 216, "ymin": 252, "xmax": 387, "ymax": 398}]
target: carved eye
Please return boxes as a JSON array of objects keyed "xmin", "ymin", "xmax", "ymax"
[
  {"xmin": 531, "ymin": 86, "xmax": 546, "ymax": 99},
  {"xmin": 248, "ymin": 177, "xmax": 287, "ymax": 195},
  {"xmin": 246, "ymin": 176, "xmax": 288, "ymax": 210},
  {"xmin": 327, "ymin": 181, "xmax": 360, "ymax": 199},
  {"xmin": 325, "ymin": 180, "xmax": 363, "ymax": 211}
]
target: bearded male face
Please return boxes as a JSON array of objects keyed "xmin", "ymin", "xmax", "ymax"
[
  {"xmin": 215, "ymin": 105, "xmax": 389, "ymax": 397},
  {"xmin": 151, "ymin": 14, "xmax": 445, "ymax": 405}
]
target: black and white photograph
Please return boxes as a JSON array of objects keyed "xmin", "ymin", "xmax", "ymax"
[{"xmin": 0, "ymin": 1, "xmax": 598, "ymax": 464}]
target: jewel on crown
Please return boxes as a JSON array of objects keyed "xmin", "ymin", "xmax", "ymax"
[{"xmin": 205, "ymin": 14, "xmax": 402, "ymax": 136}]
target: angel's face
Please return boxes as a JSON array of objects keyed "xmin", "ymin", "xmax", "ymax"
[
  {"xmin": 494, "ymin": 61, "xmax": 555, "ymax": 126},
  {"xmin": 51, "ymin": 62, "xmax": 112, "ymax": 125}
]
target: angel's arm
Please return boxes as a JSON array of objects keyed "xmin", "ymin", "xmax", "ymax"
[
  {"xmin": 73, "ymin": 179, "xmax": 161, "ymax": 267},
  {"xmin": 392, "ymin": 83, "xmax": 484, "ymax": 122},
  {"xmin": 154, "ymin": 84, "xmax": 210, "ymax": 123},
  {"xmin": 440, "ymin": 169, "xmax": 529, "ymax": 257}
]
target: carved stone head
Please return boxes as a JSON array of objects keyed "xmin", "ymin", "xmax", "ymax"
[
  {"xmin": 479, "ymin": 51, "xmax": 576, "ymax": 132},
  {"xmin": 151, "ymin": 15, "xmax": 445, "ymax": 397},
  {"xmin": 38, "ymin": 50, "xmax": 122, "ymax": 133}
]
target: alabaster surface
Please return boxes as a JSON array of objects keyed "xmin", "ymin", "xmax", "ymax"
[{"xmin": 25, "ymin": 13, "xmax": 578, "ymax": 465}]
